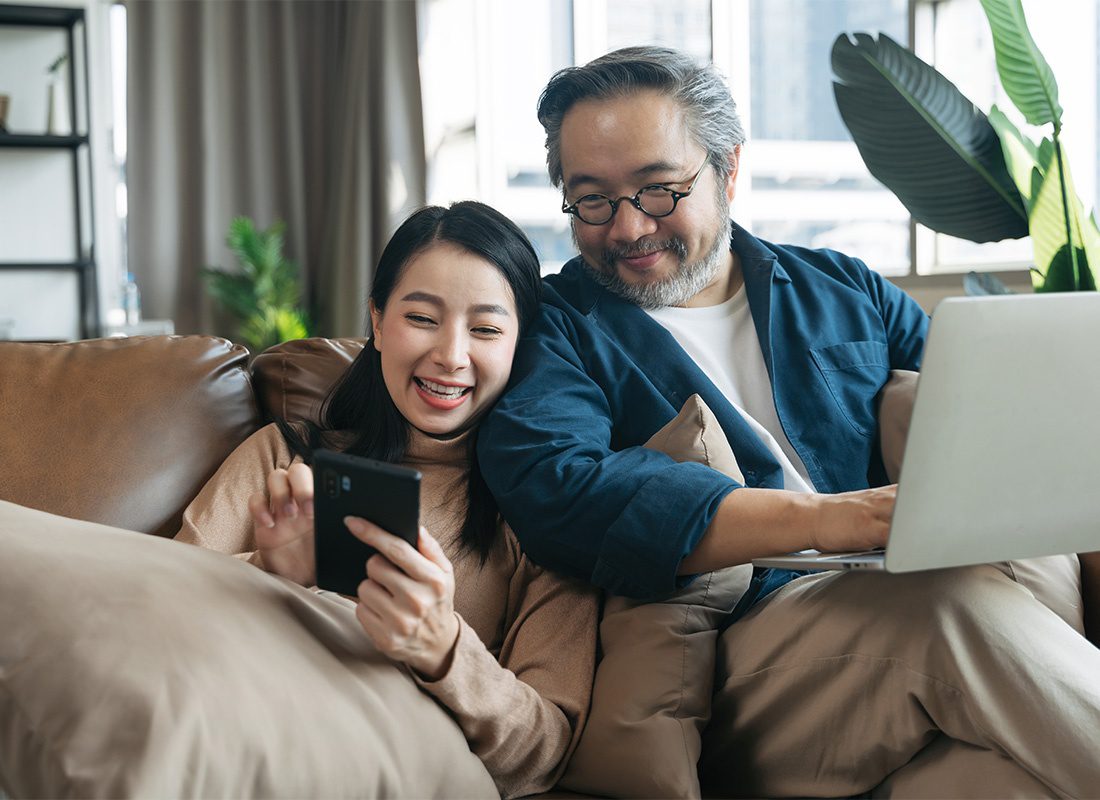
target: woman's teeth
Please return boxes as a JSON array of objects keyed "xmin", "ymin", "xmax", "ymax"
[{"xmin": 416, "ymin": 378, "xmax": 471, "ymax": 399}]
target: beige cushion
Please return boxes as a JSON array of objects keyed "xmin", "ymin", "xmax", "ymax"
[
  {"xmin": 0, "ymin": 500, "xmax": 496, "ymax": 799},
  {"xmin": 560, "ymin": 395, "xmax": 753, "ymax": 799}
]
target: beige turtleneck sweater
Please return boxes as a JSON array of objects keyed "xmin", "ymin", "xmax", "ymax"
[{"xmin": 175, "ymin": 424, "xmax": 598, "ymax": 799}]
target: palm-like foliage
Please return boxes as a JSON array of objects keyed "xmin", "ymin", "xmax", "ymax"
[
  {"xmin": 203, "ymin": 217, "xmax": 312, "ymax": 352},
  {"xmin": 831, "ymin": 0, "xmax": 1098, "ymax": 292}
]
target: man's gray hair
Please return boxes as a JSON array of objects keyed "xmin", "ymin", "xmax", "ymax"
[{"xmin": 537, "ymin": 45, "xmax": 747, "ymax": 188}]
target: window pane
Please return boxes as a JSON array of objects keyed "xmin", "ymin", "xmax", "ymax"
[
  {"xmin": 605, "ymin": 0, "xmax": 712, "ymax": 60},
  {"xmin": 747, "ymin": 0, "xmax": 910, "ymax": 276}
]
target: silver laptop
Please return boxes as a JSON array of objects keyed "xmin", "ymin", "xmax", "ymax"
[{"xmin": 753, "ymin": 293, "xmax": 1100, "ymax": 573}]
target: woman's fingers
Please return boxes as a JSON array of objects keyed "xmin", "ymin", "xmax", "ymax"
[
  {"xmin": 417, "ymin": 527, "xmax": 454, "ymax": 575},
  {"xmin": 248, "ymin": 491, "xmax": 275, "ymax": 528},
  {"xmin": 266, "ymin": 468, "xmax": 297, "ymax": 519},
  {"xmin": 344, "ymin": 517, "xmax": 438, "ymax": 583},
  {"xmin": 286, "ymin": 463, "xmax": 314, "ymax": 518}
]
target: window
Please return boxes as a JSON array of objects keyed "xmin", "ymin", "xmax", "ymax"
[{"xmin": 420, "ymin": 0, "xmax": 1100, "ymax": 281}]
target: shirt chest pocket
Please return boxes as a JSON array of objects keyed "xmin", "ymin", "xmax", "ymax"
[{"xmin": 809, "ymin": 340, "xmax": 890, "ymax": 437}]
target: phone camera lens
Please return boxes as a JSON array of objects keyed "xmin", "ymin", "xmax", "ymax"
[{"xmin": 324, "ymin": 470, "xmax": 338, "ymax": 498}]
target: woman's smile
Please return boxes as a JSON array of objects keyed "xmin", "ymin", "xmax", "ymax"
[{"xmin": 414, "ymin": 377, "xmax": 474, "ymax": 410}]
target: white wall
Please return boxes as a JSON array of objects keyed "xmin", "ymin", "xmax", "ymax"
[{"xmin": 0, "ymin": 0, "xmax": 119, "ymax": 340}]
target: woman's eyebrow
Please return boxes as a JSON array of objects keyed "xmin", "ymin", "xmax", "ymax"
[{"xmin": 399, "ymin": 291, "xmax": 511, "ymax": 316}]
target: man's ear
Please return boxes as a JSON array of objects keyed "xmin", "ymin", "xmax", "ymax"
[
  {"xmin": 726, "ymin": 145, "xmax": 743, "ymax": 204},
  {"xmin": 368, "ymin": 300, "xmax": 382, "ymax": 352},
  {"xmin": 724, "ymin": 145, "xmax": 741, "ymax": 204}
]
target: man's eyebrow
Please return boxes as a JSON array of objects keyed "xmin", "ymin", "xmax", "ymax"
[
  {"xmin": 565, "ymin": 161, "xmax": 686, "ymax": 193},
  {"xmin": 399, "ymin": 291, "xmax": 511, "ymax": 316}
]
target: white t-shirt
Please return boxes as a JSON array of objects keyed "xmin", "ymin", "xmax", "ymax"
[{"xmin": 646, "ymin": 289, "xmax": 816, "ymax": 493}]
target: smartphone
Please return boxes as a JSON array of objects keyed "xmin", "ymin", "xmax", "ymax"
[{"xmin": 312, "ymin": 449, "xmax": 421, "ymax": 596}]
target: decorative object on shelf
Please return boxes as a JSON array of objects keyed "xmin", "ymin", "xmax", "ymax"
[
  {"xmin": 832, "ymin": 0, "xmax": 1098, "ymax": 294},
  {"xmin": 203, "ymin": 217, "xmax": 312, "ymax": 352},
  {"xmin": 0, "ymin": 93, "xmax": 9, "ymax": 133},
  {"xmin": 45, "ymin": 53, "xmax": 69, "ymax": 135}
]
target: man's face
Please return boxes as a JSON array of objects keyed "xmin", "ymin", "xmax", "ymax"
[{"xmin": 559, "ymin": 89, "xmax": 737, "ymax": 308}]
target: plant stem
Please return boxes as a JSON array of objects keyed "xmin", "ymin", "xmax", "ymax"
[{"xmin": 1053, "ymin": 129, "xmax": 1080, "ymax": 290}]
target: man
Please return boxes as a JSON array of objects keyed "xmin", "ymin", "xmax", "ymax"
[{"xmin": 479, "ymin": 46, "xmax": 1100, "ymax": 796}]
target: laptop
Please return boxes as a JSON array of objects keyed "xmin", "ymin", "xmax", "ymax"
[{"xmin": 753, "ymin": 293, "xmax": 1100, "ymax": 573}]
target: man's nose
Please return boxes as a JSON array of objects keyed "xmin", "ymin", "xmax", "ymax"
[{"xmin": 607, "ymin": 200, "xmax": 658, "ymax": 243}]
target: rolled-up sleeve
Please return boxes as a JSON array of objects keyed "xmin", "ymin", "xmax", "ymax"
[{"xmin": 480, "ymin": 306, "xmax": 738, "ymax": 599}]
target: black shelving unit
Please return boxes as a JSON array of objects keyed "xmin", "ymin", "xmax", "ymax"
[{"xmin": 0, "ymin": 3, "xmax": 98, "ymax": 339}]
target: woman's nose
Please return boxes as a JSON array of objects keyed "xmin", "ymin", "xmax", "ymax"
[{"xmin": 432, "ymin": 330, "xmax": 470, "ymax": 372}]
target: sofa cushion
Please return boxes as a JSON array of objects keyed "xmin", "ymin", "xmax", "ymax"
[
  {"xmin": 251, "ymin": 337, "xmax": 366, "ymax": 424},
  {"xmin": 0, "ymin": 336, "xmax": 259, "ymax": 537},
  {"xmin": 559, "ymin": 395, "xmax": 753, "ymax": 799},
  {"xmin": 0, "ymin": 499, "xmax": 497, "ymax": 799}
]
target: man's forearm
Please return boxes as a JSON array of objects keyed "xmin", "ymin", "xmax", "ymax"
[
  {"xmin": 678, "ymin": 485, "xmax": 895, "ymax": 575},
  {"xmin": 1081, "ymin": 551, "xmax": 1100, "ymax": 647}
]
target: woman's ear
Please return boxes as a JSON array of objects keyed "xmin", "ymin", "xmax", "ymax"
[{"xmin": 368, "ymin": 300, "xmax": 383, "ymax": 352}]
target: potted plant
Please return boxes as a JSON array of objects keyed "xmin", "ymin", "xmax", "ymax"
[
  {"xmin": 831, "ymin": 0, "xmax": 1097, "ymax": 292},
  {"xmin": 203, "ymin": 217, "xmax": 312, "ymax": 352}
]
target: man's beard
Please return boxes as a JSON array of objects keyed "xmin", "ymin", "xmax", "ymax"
[{"xmin": 575, "ymin": 212, "xmax": 732, "ymax": 309}]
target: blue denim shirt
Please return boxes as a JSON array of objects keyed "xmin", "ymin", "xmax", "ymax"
[{"xmin": 480, "ymin": 221, "xmax": 929, "ymax": 601}]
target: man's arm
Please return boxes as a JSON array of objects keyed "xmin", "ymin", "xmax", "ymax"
[{"xmin": 678, "ymin": 485, "xmax": 896, "ymax": 574}]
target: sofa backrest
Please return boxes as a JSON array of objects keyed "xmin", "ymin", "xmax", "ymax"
[
  {"xmin": 0, "ymin": 336, "xmax": 260, "ymax": 537},
  {"xmin": 251, "ymin": 337, "xmax": 367, "ymax": 425}
]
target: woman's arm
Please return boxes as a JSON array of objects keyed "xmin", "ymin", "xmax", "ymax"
[
  {"xmin": 175, "ymin": 424, "xmax": 296, "ymax": 565},
  {"xmin": 411, "ymin": 545, "xmax": 598, "ymax": 799}
]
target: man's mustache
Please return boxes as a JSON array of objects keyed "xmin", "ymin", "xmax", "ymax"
[{"xmin": 602, "ymin": 238, "xmax": 688, "ymax": 266}]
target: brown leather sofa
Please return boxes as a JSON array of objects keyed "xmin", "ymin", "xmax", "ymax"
[{"xmin": 0, "ymin": 335, "xmax": 364, "ymax": 538}]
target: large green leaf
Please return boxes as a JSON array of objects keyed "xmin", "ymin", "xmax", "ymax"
[
  {"xmin": 987, "ymin": 105, "xmax": 1040, "ymax": 209},
  {"xmin": 832, "ymin": 32, "xmax": 1028, "ymax": 243},
  {"xmin": 979, "ymin": 0, "xmax": 1062, "ymax": 128},
  {"xmin": 1027, "ymin": 138, "xmax": 1100, "ymax": 291}
]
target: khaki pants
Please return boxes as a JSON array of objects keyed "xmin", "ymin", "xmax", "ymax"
[{"xmin": 699, "ymin": 556, "xmax": 1098, "ymax": 798}]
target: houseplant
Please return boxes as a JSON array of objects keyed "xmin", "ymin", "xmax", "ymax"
[
  {"xmin": 831, "ymin": 0, "xmax": 1098, "ymax": 292},
  {"xmin": 203, "ymin": 217, "xmax": 312, "ymax": 352}
]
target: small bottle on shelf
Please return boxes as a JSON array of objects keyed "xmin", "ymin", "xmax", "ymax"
[{"xmin": 121, "ymin": 272, "xmax": 141, "ymax": 325}]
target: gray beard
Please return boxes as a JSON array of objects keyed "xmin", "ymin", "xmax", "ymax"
[{"xmin": 576, "ymin": 215, "xmax": 732, "ymax": 309}]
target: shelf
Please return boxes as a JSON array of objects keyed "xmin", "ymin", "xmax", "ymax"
[
  {"xmin": 0, "ymin": 260, "xmax": 94, "ymax": 271},
  {"xmin": 0, "ymin": 4, "xmax": 83, "ymax": 27},
  {"xmin": 0, "ymin": 133, "xmax": 89, "ymax": 149}
]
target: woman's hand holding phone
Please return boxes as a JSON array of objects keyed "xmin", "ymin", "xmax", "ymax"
[
  {"xmin": 248, "ymin": 463, "xmax": 318, "ymax": 587},
  {"xmin": 344, "ymin": 517, "xmax": 460, "ymax": 682}
]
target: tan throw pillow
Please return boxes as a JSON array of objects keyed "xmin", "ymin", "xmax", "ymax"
[
  {"xmin": 559, "ymin": 394, "xmax": 754, "ymax": 799},
  {"xmin": 878, "ymin": 369, "xmax": 919, "ymax": 483},
  {"xmin": 0, "ymin": 500, "xmax": 496, "ymax": 799}
]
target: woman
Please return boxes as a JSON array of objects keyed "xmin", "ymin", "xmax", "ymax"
[{"xmin": 175, "ymin": 201, "xmax": 598, "ymax": 799}]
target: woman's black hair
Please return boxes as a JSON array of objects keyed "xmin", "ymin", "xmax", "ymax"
[{"xmin": 278, "ymin": 201, "xmax": 541, "ymax": 563}]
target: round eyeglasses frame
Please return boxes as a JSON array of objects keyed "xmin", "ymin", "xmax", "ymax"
[{"xmin": 561, "ymin": 157, "xmax": 710, "ymax": 226}]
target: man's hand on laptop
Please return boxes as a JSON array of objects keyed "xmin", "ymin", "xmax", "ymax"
[{"xmin": 808, "ymin": 485, "xmax": 895, "ymax": 553}]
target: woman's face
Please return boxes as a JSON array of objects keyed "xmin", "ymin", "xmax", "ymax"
[{"xmin": 370, "ymin": 242, "xmax": 521, "ymax": 437}]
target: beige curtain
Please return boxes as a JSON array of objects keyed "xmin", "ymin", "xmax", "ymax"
[{"xmin": 127, "ymin": 0, "xmax": 426, "ymax": 339}]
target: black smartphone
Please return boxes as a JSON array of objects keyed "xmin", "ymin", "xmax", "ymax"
[{"xmin": 312, "ymin": 449, "xmax": 421, "ymax": 596}]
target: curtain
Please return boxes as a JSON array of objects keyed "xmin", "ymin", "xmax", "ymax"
[{"xmin": 127, "ymin": 0, "xmax": 426, "ymax": 339}]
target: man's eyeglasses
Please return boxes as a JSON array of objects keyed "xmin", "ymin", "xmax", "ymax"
[{"xmin": 561, "ymin": 158, "xmax": 710, "ymax": 226}]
